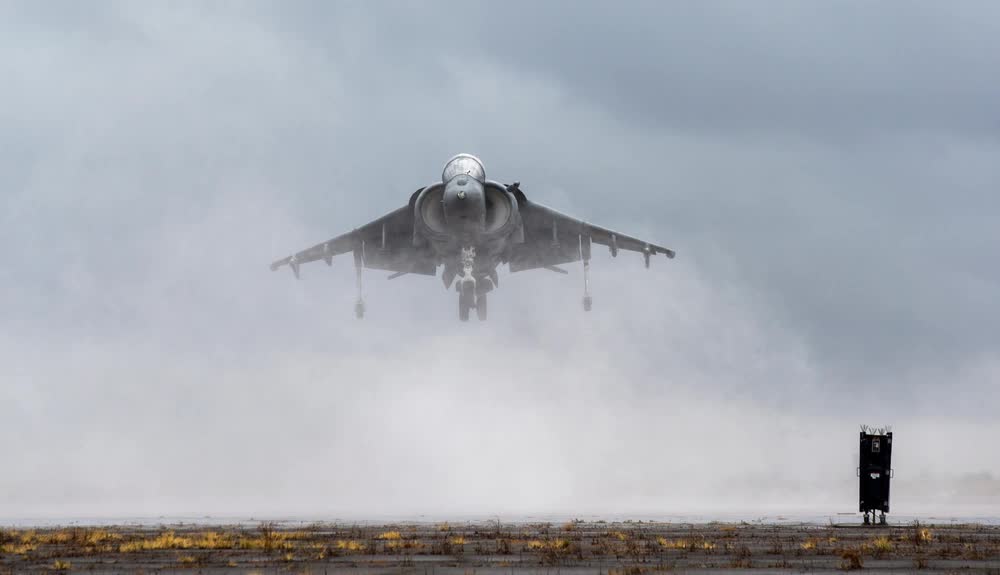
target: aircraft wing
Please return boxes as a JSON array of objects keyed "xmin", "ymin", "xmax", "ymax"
[
  {"xmin": 508, "ymin": 200, "xmax": 675, "ymax": 273},
  {"xmin": 270, "ymin": 206, "xmax": 437, "ymax": 278}
]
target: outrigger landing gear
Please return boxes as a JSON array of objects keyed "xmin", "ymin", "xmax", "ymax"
[
  {"xmin": 353, "ymin": 246, "xmax": 365, "ymax": 319},
  {"xmin": 580, "ymin": 234, "xmax": 593, "ymax": 311}
]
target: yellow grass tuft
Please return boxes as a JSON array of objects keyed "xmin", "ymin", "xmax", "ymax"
[
  {"xmin": 283, "ymin": 552, "xmax": 294, "ymax": 562},
  {"xmin": 51, "ymin": 560, "xmax": 71, "ymax": 571},
  {"xmin": 526, "ymin": 539, "xmax": 568, "ymax": 550},
  {"xmin": 610, "ymin": 531, "xmax": 629, "ymax": 541},
  {"xmin": 1, "ymin": 543, "xmax": 37, "ymax": 555},
  {"xmin": 120, "ymin": 531, "xmax": 194, "ymax": 552},
  {"xmin": 193, "ymin": 531, "xmax": 233, "ymax": 549},
  {"xmin": 801, "ymin": 539, "xmax": 817, "ymax": 550},
  {"xmin": 38, "ymin": 531, "xmax": 72, "ymax": 544},
  {"xmin": 449, "ymin": 536, "xmax": 466, "ymax": 545},
  {"xmin": 236, "ymin": 530, "xmax": 293, "ymax": 552},
  {"xmin": 378, "ymin": 531, "xmax": 402, "ymax": 540},
  {"xmin": 872, "ymin": 535, "xmax": 893, "ymax": 553},
  {"xmin": 437, "ymin": 522, "xmax": 451, "ymax": 532},
  {"xmin": 84, "ymin": 530, "xmax": 119, "ymax": 546},
  {"xmin": 656, "ymin": 537, "xmax": 689, "ymax": 550},
  {"xmin": 335, "ymin": 540, "xmax": 364, "ymax": 552},
  {"xmin": 178, "ymin": 555, "xmax": 197, "ymax": 565}
]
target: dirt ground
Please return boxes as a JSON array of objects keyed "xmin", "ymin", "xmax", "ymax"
[{"xmin": 2, "ymin": 520, "xmax": 999, "ymax": 573}]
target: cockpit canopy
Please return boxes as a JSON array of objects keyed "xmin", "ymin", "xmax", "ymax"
[{"xmin": 442, "ymin": 153, "xmax": 485, "ymax": 184}]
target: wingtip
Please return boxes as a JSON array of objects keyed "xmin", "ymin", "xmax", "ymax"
[{"xmin": 665, "ymin": 250, "xmax": 676, "ymax": 259}]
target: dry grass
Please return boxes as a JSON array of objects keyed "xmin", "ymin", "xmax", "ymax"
[
  {"xmin": 194, "ymin": 531, "xmax": 233, "ymax": 549},
  {"xmin": 2, "ymin": 528, "xmax": 119, "ymax": 548},
  {"xmin": 2, "ymin": 520, "xmax": 996, "ymax": 572},
  {"xmin": 235, "ymin": 525, "xmax": 294, "ymax": 552},
  {"xmin": 526, "ymin": 538, "xmax": 569, "ymax": 550},
  {"xmin": 83, "ymin": 529, "xmax": 120, "ymax": 547},
  {"xmin": 51, "ymin": 560, "xmax": 71, "ymax": 570},
  {"xmin": 115, "ymin": 530, "xmax": 242, "ymax": 552},
  {"xmin": 1, "ymin": 543, "xmax": 37, "ymax": 555},
  {"xmin": 840, "ymin": 547, "xmax": 864, "ymax": 570},
  {"xmin": 120, "ymin": 531, "xmax": 194, "ymax": 552},
  {"xmin": 390, "ymin": 539, "xmax": 424, "ymax": 551},
  {"xmin": 657, "ymin": 537, "xmax": 685, "ymax": 549},
  {"xmin": 656, "ymin": 537, "xmax": 712, "ymax": 551},
  {"xmin": 872, "ymin": 535, "xmax": 894, "ymax": 554},
  {"xmin": 334, "ymin": 539, "xmax": 364, "ymax": 552}
]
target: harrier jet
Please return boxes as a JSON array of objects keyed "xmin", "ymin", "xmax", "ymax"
[{"xmin": 270, "ymin": 154, "xmax": 675, "ymax": 320}]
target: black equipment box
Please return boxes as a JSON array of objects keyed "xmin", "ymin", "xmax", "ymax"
[{"xmin": 858, "ymin": 428, "xmax": 893, "ymax": 524}]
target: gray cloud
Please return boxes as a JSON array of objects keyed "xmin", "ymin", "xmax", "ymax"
[{"xmin": 1, "ymin": 1, "xmax": 998, "ymax": 518}]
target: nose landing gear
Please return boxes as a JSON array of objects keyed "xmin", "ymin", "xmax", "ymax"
[
  {"xmin": 458, "ymin": 284, "xmax": 489, "ymax": 321},
  {"xmin": 456, "ymin": 246, "xmax": 489, "ymax": 321},
  {"xmin": 458, "ymin": 278, "xmax": 475, "ymax": 322}
]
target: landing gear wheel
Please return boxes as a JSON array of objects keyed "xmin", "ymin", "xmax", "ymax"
[
  {"xmin": 459, "ymin": 293, "xmax": 472, "ymax": 321},
  {"xmin": 458, "ymin": 279, "xmax": 475, "ymax": 322},
  {"xmin": 476, "ymin": 293, "xmax": 487, "ymax": 321},
  {"xmin": 354, "ymin": 301, "xmax": 365, "ymax": 319},
  {"xmin": 583, "ymin": 295, "xmax": 592, "ymax": 312},
  {"xmin": 863, "ymin": 512, "xmax": 870, "ymax": 525}
]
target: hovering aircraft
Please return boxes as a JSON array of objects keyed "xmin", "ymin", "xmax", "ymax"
[{"xmin": 270, "ymin": 154, "xmax": 675, "ymax": 321}]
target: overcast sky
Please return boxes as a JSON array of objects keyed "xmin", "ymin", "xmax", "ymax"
[{"xmin": 2, "ymin": 1, "xmax": 998, "ymax": 520}]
